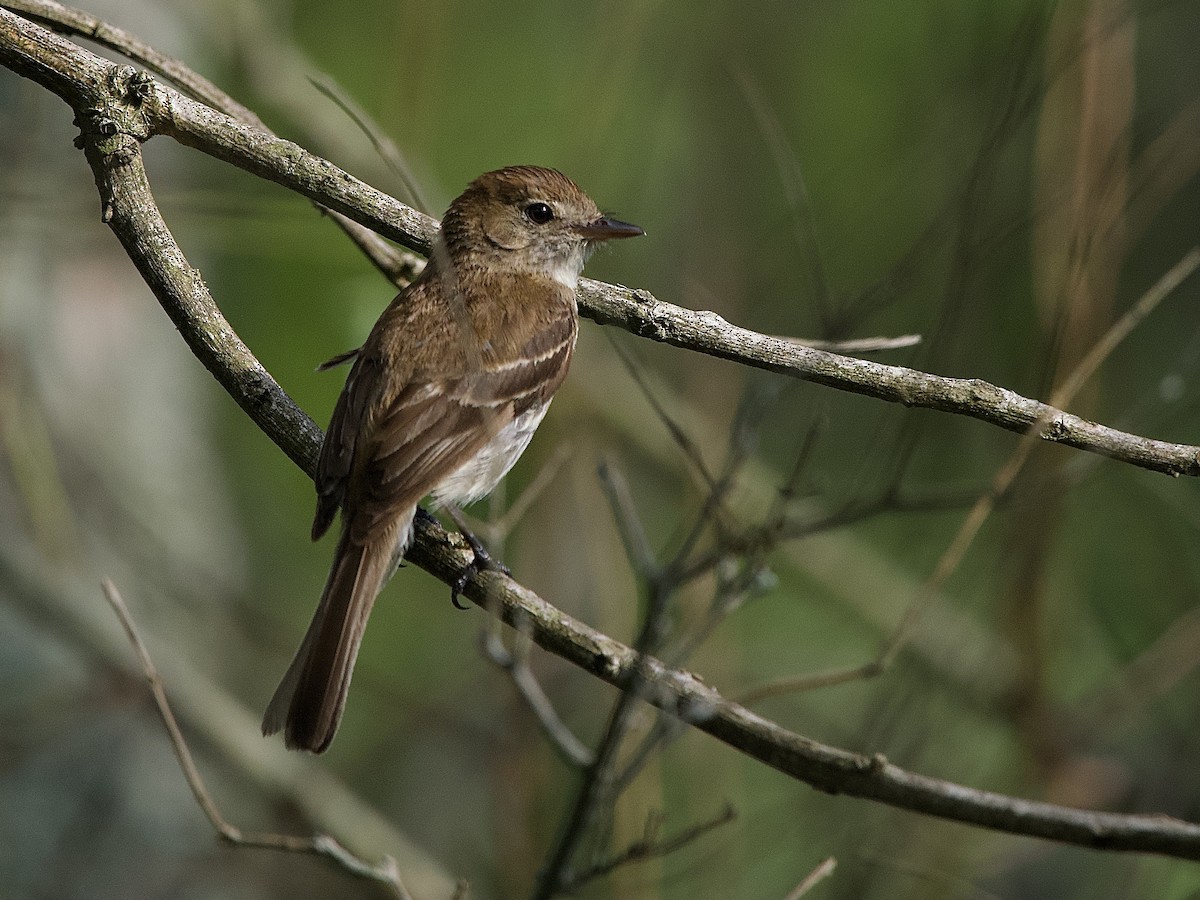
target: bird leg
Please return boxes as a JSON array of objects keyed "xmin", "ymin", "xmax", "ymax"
[
  {"xmin": 445, "ymin": 504, "xmax": 510, "ymax": 609},
  {"xmin": 397, "ymin": 506, "xmax": 446, "ymax": 569}
]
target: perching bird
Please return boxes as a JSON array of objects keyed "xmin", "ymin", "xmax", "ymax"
[{"xmin": 262, "ymin": 166, "xmax": 643, "ymax": 752}]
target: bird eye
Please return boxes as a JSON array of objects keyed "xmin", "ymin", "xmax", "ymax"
[{"xmin": 524, "ymin": 202, "xmax": 554, "ymax": 225}]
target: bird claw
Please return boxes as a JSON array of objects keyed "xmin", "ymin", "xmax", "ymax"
[{"xmin": 448, "ymin": 535, "xmax": 510, "ymax": 610}]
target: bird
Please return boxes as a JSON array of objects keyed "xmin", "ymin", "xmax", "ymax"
[{"xmin": 262, "ymin": 166, "xmax": 643, "ymax": 752}]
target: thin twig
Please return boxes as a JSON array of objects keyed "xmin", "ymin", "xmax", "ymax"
[
  {"xmin": 875, "ymin": 247, "xmax": 1200, "ymax": 670},
  {"xmin": 481, "ymin": 615, "xmax": 594, "ymax": 769},
  {"xmin": 608, "ymin": 332, "xmax": 719, "ymax": 491},
  {"xmin": 470, "ymin": 444, "xmax": 587, "ymax": 766},
  {"xmin": 614, "ymin": 559, "xmax": 775, "ymax": 793},
  {"xmin": 558, "ymin": 804, "xmax": 737, "ymax": 893},
  {"xmin": 506, "ymin": 657, "xmax": 596, "ymax": 769},
  {"xmin": 738, "ymin": 248, "xmax": 1200, "ymax": 702},
  {"xmin": 674, "ymin": 482, "xmax": 982, "ymax": 589},
  {"xmin": 783, "ymin": 856, "xmax": 837, "ymax": 900},
  {"xmin": 308, "ymin": 72, "xmax": 433, "ymax": 215},
  {"xmin": 532, "ymin": 559, "xmax": 678, "ymax": 898},
  {"xmin": 596, "ymin": 460, "xmax": 660, "ymax": 580},
  {"xmin": 536, "ymin": 394, "xmax": 766, "ymax": 893},
  {"xmin": 666, "ymin": 380, "xmax": 779, "ymax": 574},
  {"xmin": 737, "ymin": 662, "xmax": 883, "ymax": 707},
  {"xmin": 774, "ymin": 334, "xmax": 922, "ymax": 353},
  {"xmin": 598, "ymin": 397, "xmax": 816, "ymax": 794},
  {"xmin": 99, "ymin": 580, "xmax": 415, "ymax": 900}
]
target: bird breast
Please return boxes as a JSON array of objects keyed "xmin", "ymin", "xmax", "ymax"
[{"xmin": 431, "ymin": 400, "xmax": 552, "ymax": 508}]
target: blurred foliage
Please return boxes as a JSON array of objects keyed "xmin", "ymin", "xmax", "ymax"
[{"xmin": 3, "ymin": 0, "xmax": 1200, "ymax": 898}]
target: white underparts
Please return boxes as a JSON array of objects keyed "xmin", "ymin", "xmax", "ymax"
[{"xmin": 432, "ymin": 400, "xmax": 552, "ymax": 507}]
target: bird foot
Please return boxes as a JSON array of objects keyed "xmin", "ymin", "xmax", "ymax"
[{"xmin": 449, "ymin": 528, "xmax": 510, "ymax": 610}]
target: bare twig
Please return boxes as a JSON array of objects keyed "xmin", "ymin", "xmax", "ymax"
[
  {"xmin": 774, "ymin": 334, "xmax": 922, "ymax": 353},
  {"xmin": 874, "ymin": 247, "xmax": 1200, "ymax": 669},
  {"xmin": 531, "ymin": 588, "xmax": 675, "ymax": 897},
  {"xmin": 674, "ymin": 481, "xmax": 983, "ymax": 589},
  {"xmin": 100, "ymin": 580, "xmax": 415, "ymax": 899},
  {"xmin": 541, "ymin": 363, "xmax": 864, "ymax": 893},
  {"xmin": 614, "ymin": 562, "xmax": 775, "ymax": 793},
  {"xmin": 738, "ymin": 248, "xmax": 1200, "ymax": 702},
  {"xmin": 608, "ymin": 333, "xmax": 719, "ymax": 492},
  {"xmin": 737, "ymin": 662, "xmax": 882, "ymax": 707},
  {"xmin": 596, "ymin": 460, "xmax": 659, "ymax": 580},
  {"xmin": 481, "ymin": 618, "xmax": 594, "ymax": 769},
  {"xmin": 307, "ymin": 72, "xmax": 433, "ymax": 215},
  {"xmin": 607, "ymin": 339, "xmax": 779, "ymax": 586},
  {"xmin": 469, "ymin": 444, "xmax": 588, "ymax": 766},
  {"xmin": 558, "ymin": 804, "xmax": 737, "ymax": 893},
  {"xmin": 667, "ymin": 380, "xmax": 779, "ymax": 572},
  {"xmin": 783, "ymin": 856, "xmax": 837, "ymax": 900},
  {"xmin": 533, "ymin": 484, "xmax": 685, "ymax": 899}
]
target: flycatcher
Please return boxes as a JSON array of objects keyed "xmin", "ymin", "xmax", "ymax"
[{"xmin": 263, "ymin": 166, "xmax": 643, "ymax": 752}]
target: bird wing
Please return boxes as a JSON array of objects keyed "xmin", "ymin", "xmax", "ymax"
[
  {"xmin": 311, "ymin": 348, "xmax": 381, "ymax": 541},
  {"xmin": 312, "ymin": 277, "xmax": 577, "ymax": 545}
]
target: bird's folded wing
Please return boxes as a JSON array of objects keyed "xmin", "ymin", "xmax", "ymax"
[{"xmin": 329, "ymin": 303, "xmax": 577, "ymax": 545}]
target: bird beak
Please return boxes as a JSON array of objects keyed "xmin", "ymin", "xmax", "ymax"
[{"xmin": 576, "ymin": 215, "xmax": 645, "ymax": 240}]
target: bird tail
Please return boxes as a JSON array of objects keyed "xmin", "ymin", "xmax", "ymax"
[{"xmin": 262, "ymin": 525, "xmax": 403, "ymax": 753}]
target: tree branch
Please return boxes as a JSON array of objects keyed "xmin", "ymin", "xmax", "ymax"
[
  {"xmin": 410, "ymin": 518, "xmax": 1200, "ymax": 861},
  {"xmin": 2, "ymin": 5, "xmax": 1198, "ymax": 477},
  {"xmin": 0, "ymin": 0, "xmax": 423, "ymax": 286},
  {"xmin": 4, "ymin": 4, "xmax": 1200, "ymax": 865}
]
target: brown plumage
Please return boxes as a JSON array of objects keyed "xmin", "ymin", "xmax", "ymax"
[{"xmin": 262, "ymin": 166, "xmax": 643, "ymax": 752}]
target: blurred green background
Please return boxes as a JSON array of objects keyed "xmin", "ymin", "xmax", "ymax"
[{"xmin": 3, "ymin": 0, "xmax": 1200, "ymax": 897}]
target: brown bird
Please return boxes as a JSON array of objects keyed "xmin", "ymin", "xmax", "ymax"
[{"xmin": 262, "ymin": 166, "xmax": 643, "ymax": 752}]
